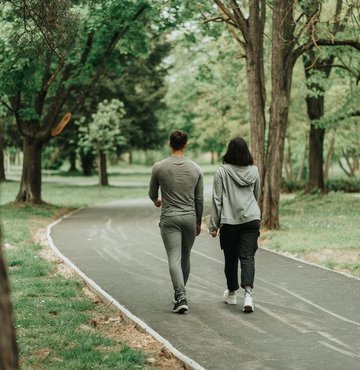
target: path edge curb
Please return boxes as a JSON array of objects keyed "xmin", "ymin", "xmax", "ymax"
[{"xmin": 46, "ymin": 209, "xmax": 206, "ymax": 370}]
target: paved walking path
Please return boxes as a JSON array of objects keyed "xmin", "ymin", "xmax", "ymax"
[{"xmin": 50, "ymin": 198, "xmax": 360, "ymax": 370}]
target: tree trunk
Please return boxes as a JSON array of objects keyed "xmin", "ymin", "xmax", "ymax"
[
  {"xmin": 16, "ymin": 137, "xmax": 43, "ymax": 204},
  {"xmin": 0, "ymin": 127, "xmax": 6, "ymax": 182},
  {"xmin": 68, "ymin": 150, "xmax": 77, "ymax": 172},
  {"xmin": 210, "ymin": 151, "xmax": 215, "ymax": 165},
  {"xmin": 296, "ymin": 135, "xmax": 308, "ymax": 181},
  {"xmin": 80, "ymin": 152, "xmax": 95, "ymax": 176},
  {"xmin": 98, "ymin": 150, "xmax": 108, "ymax": 186},
  {"xmin": 306, "ymin": 124, "xmax": 325, "ymax": 192},
  {"xmin": 245, "ymin": 6, "xmax": 266, "ymax": 185},
  {"xmin": 0, "ymin": 230, "xmax": 19, "ymax": 369},
  {"xmin": 353, "ymin": 154, "xmax": 359, "ymax": 174},
  {"xmin": 262, "ymin": 0, "xmax": 295, "ymax": 229},
  {"xmin": 284, "ymin": 136, "xmax": 293, "ymax": 181},
  {"xmin": 324, "ymin": 129, "xmax": 336, "ymax": 180},
  {"xmin": 304, "ymin": 92, "xmax": 326, "ymax": 192}
]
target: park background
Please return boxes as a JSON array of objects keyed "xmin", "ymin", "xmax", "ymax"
[{"xmin": 0, "ymin": 1, "xmax": 359, "ymax": 369}]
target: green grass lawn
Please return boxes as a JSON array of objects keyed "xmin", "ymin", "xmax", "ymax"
[{"xmin": 260, "ymin": 192, "xmax": 360, "ymax": 276}]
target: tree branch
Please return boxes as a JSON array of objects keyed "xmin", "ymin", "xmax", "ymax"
[
  {"xmin": 213, "ymin": 0, "xmax": 240, "ymax": 32},
  {"xmin": 0, "ymin": 100, "xmax": 15, "ymax": 113},
  {"xmin": 202, "ymin": 15, "xmax": 237, "ymax": 28},
  {"xmin": 43, "ymin": 3, "xmax": 149, "ymax": 138},
  {"xmin": 294, "ymin": 39, "xmax": 360, "ymax": 64},
  {"xmin": 229, "ymin": 0, "xmax": 249, "ymax": 41}
]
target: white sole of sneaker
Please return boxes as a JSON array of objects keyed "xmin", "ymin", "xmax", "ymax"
[{"xmin": 223, "ymin": 290, "xmax": 237, "ymax": 305}]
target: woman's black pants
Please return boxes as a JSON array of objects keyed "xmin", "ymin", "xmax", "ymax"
[{"xmin": 219, "ymin": 220, "xmax": 260, "ymax": 291}]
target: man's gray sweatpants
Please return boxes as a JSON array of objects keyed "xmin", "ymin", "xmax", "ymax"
[{"xmin": 160, "ymin": 214, "xmax": 197, "ymax": 300}]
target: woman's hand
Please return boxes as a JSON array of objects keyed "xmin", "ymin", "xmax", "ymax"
[
  {"xmin": 154, "ymin": 198, "xmax": 162, "ymax": 207},
  {"xmin": 209, "ymin": 229, "xmax": 218, "ymax": 238}
]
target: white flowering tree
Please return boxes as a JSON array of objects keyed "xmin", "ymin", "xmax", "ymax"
[{"xmin": 78, "ymin": 99, "xmax": 127, "ymax": 186}]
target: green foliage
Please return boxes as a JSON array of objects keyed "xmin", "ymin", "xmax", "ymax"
[
  {"xmin": 160, "ymin": 28, "xmax": 249, "ymax": 157},
  {"xmin": 42, "ymin": 145, "xmax": 64, "ymax": 170},
  {"xmin": 325, "ymin": 177, "xmax": 360, "ymax": 193},
  {"xmin": 77, "ymin": 99, "xmax": 127, "ymax": 155},
  {"xmin": 281, "ymin": 177, "xmax": 360, "ymax": 193}
]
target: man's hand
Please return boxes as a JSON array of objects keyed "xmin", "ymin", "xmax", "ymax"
[
  {"xmin": 196, "ymin": 223, "xmax": 201, "ymax": 236},
  {"xmin": 154, "ymin": 198, "xmax": 162, "ymax": 208},
  {"xmin": 209, "ymin": 229, "xmax": 218, "ymax": 238}
]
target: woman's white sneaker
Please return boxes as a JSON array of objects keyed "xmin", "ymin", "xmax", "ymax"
[
  {"xmin": 223, "ymin": 289, "xmax": 237, "ymax": 305},
  {"xmin": 243, "ymin": 291, "xmax": 254, "ymax": 312}
]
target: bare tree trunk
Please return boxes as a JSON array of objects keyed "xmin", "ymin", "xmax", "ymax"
[
  {"xmin": 246, "ymin": 2, "xmax": 266, "ymax": 187},
  {"xmin": 0, "ymin": 127, "xmax": 6, "ymax": 183},
  {"xmin": 306, "ymin": 124, "xmax": 325, "ymax": 192},
  {"xmin": 324, "ymin": 129, "xmax": 336, "ymax": 180},
  {"xmin": 353, "ymin": 154, "xmax": 359, "ymax": 174},
  {"xmin": 98, "ymin": 149, "xmax": 108, "ymax": 186},
  {"xmin": 340, "ymin": 149, "xmax": 355, "ymax": 177},
  {"xmin": 284, "ymin": 136, "xmax": 293, "ymax": 181},
  {"xmin": 16, "ymin": 137, "xmax": 43, "ymax": 204},
  {"xmin": 0, "ymin": 229, "xmax": 19, "ymax": 369},
  {"xmin": 296, "ymin": 135, "xmax": 308, "ymax": 181},
  {"xmin": 262, "ymin": 0, "xmax": 295, "ymax": 229},
  {"xmin": 246, "ymin": 47, "xmax": 266, "ymax": 183},
  {"xmin": 211, "ymin": 151, "xmax": 215, "ymax": 165},
  {"xmin": 68, "ymin": 150, "xmax": 77, "ymax": 172}
]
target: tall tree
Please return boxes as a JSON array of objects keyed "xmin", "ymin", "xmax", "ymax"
[{"xmin": 302, "ymin": 0, "xmax": 360, "ymax": 192}]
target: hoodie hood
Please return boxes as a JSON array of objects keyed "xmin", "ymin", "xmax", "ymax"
[{"xmin": 221, "ymin": 164, "xmax": 258, "ymax": 186}]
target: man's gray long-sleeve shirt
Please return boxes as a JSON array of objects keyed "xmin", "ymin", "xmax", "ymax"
[{"xmin": 148, "ymin": 156, "xmax": 204, "ymax": 223}]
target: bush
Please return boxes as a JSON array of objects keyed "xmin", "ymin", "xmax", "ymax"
[
  {"xmin": 325, "ymin": 178, "xmax": 360, "ymax": 193},
  {"xmin": 281, "ymin": 177, "xmax": 360, "ymax": 193},
  {"xmin": 281, "ymin": 179, "xmax": 305, "ymax": 193}
]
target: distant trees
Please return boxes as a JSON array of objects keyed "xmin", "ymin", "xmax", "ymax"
[
  {"xmin": 0, "ymin": 1, "xmax": 149, "ymax": 203},
  {"xmin": 0, "ymin": 0, "xmax": 177, "ymax": 199}
]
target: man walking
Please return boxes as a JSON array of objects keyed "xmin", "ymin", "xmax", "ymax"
[{"xmin": 148, "ymin": 130, "xmax": 204, "ymax": 314}]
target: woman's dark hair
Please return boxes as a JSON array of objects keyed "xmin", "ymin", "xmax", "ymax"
[
  {"xmin": 223, "ymin": 136, "xmax": 254, "ymax": 166},
  {"xmin": 170, "ymin": 130, "xmax": 188, "ymax": 150}
]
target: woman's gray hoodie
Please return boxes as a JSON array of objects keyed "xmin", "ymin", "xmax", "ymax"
[{"xmin": 209, "ymin": 164, "xmax": 261, "ymax": 232}]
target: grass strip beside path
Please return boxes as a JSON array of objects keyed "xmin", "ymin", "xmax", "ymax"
[{"xmin": 261, "ymin": 192, "xmax": 360, "ymax": 277}]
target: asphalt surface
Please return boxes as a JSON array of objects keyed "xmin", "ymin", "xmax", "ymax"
[{"xmin": 50, "ymin": 198, "xmax": 360, "ymax": 370}]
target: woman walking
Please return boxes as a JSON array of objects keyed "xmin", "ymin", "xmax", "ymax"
[{"xmin": 209, "ymin": 137, "xmax": 261, "ymax": 312}]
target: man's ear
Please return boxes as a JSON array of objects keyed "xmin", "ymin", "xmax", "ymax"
[{"xmin": 184, "ymin": 143, "xmax": 188, "ymax": 149}]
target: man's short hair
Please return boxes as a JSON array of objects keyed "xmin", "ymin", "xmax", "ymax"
[{"xmin": 170, "ymin": 130, "xmax": 188, "ymax": 150}]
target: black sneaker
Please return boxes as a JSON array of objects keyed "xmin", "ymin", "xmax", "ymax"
[{"xmin": 173, "ymin": 298, "xmax": 188, "ymax": 314}]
